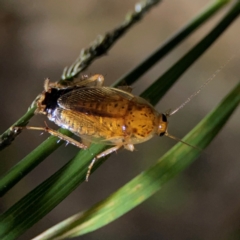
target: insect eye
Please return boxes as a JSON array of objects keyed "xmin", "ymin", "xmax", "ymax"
[{"xmin": 162, "ymin": 114, "xmax": 167, "ymax": 122}]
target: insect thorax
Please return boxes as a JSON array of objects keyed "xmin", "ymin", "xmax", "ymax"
[{"xmin": 35, "ymin": 87, "xmax": 73, "ymax": 115}]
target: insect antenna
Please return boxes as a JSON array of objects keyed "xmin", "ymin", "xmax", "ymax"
[
  {"xmin": 165, "ymin": 131, "xmax": 202, "ymax": 151},
  {"xmin": 169, "ymin": 55, "xmax": 234, "ymax": 116},
  {"xmin": 163, "ymin": 56, "xmax": 234, "ymax": 151}
]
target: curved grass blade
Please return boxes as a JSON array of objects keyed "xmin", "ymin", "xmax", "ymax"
[
  {"xmin": 114, "ymin": 0, "xmax": 231, "ymax": 87},
  {"xmin": 0, "ymin": 129, "xmax": 73, "ymax": 197},
  {"xmin": 142, "ymin": 0, "xmax": 240, "ymax": 105},
  {"xmin": 0, "ymin": 0, "xmax": 230, "ymax": 196},
  {"xmin": 60, "ymin": 0, "xmax": 161, "ymax": 81},
  {"xmin": 33, "ymin": 81, "xmax": 240, "ymax": 239},
  {"xmin": 0, "ymin": 104, "xmax": 36, "ymax": 151}
]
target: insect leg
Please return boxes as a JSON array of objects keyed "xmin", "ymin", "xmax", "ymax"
[
  {"xmin": 86, "ymin": 145, "xmax": 122, "ymax": 181},
  {"xmin": 117, "ymin": 85, "xmax": 133, "ymax": 93},
  {"xmin": 12, "ymin": 126, "xmax": 88, "ymax": 149},
  {"xmin": 62, "ymin": 74, "xmax": 104, "ymax": 88},
  {"xmin": 55, "ymin": 74, "xmax": 105, "ymax": 88},
  {"xmin": 44, "ymin": 74, "xmax": 105, "ymax": 90},
  {"xmin": 84, "ymin": 74, "xmax": 104, "ymax": 87}
]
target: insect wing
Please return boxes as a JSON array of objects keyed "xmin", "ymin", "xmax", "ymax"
[
  {"xmin": 57, "ymin": 87, "xmax": 134, "ymax": 114},
  {"xmin": 56, "ymin": 87, "xmax": 136, "ymax": 144},
  {"xmin": 55, "ymin": 108, "xmax": 107, "ymax": 135}
]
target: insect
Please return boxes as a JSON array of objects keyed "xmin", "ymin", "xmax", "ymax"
[{"xmin": 14, "ymin": 73, "xmax": 210, "ymax": 181}]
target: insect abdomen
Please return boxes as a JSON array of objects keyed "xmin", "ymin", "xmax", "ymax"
[{"xmin": 124, "ymin": 102, "xmax": 157, "ymax": 140}]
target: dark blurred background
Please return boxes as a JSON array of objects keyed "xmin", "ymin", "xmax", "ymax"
[{"xmin": 0, "ymin": 1, "xmax": 240, "ymax": 239}]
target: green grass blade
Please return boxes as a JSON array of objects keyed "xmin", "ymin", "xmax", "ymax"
[
  {"xmin": 0, "ymin": 129, "xmax": 72, "ymax": 197},
  {"xmin": 60, "ymin": 0, "xmax": 161, "ymax": 81},
  {"xmin": 0, "ymin": 105, "xmax": 36, "ymax": 151},
  {"xmin": 142, "ymin": 0, "xmax": 240, "ymax": 105},
  {"xmin": 33, "ymin": 81, "xmax": 240, "ymax": 239},
  {"xmin": 0, "ymin": 144, "xmax": 109, "ymax": 240},
  {"xmin": 114, "ymin": 0, "xmax": 231, "ymax": 87}
]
